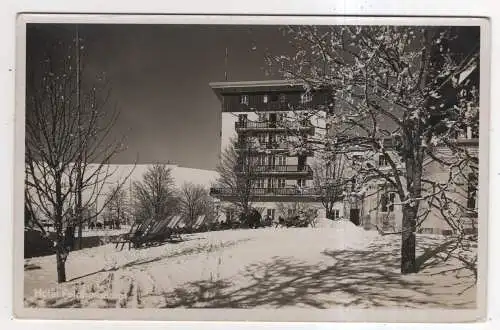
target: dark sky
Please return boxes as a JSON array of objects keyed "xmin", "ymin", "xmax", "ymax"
[
  {"xmin": 26, "ymin": 24, "xmax": 479, "ymax": 171},
  {"xmin": 26, "ymin": 24, "xmax": 291, "ymax": 170}
]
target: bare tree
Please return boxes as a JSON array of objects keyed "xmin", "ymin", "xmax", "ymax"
[
  {"xmin": 25, "ymin": 27, "xmax": 131, "ymax": 283},
  {"xmin": 132, "ymin": 164, "xmax": 179, "ymax": 224},
  {"xmin": 103, "ymin": 183, "xmax": 130, "ymax": 229},
  {"xmin": 311, "ymin": 153, "xmax": 347, "ymax": 219},
  {"xmin": 214, "ymin": 137, "xmax": 259, "ymax": 225},
  {"xmin": 179, "ymin": 182, "xmax": 212, "ymax": 227},
  {"xmin": 264, "ymin": 25, "xmax": 479, "ymax": 273}
]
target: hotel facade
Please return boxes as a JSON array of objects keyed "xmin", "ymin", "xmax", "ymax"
[
  {"xmin": 209, "ymin": 80, "xmax": 330, "ymax": 222},
  {"xmin": 209, "ymin": 79, "xmax": 478, "ymax": 235}
]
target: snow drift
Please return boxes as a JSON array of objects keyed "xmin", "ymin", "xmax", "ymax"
[
  {"xmin": 310, "ymin": 218, "xmax": 379, "ymax": 250},
  {"xmin": 314, "ymin": 217, "xmax": 359, "ymax": 229}
]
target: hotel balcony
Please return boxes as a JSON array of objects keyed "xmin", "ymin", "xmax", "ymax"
[
  {"xmin": 236, "ymin": 141, "xmax": 288, "ymax": 150},
  {"xmin": 235, "ymin": 120, "xmax": 315, "ymax": 134},
  {"xmin": 210, "ymin": 186, "xmax": 320, "ymax": 202},
  {"xmin": 210, "ymin": 187, "xmax": 320, "ymax": 196},
  {"xmin": 235, "ymin": 141, "xmax": 314, "ymax": 156},
  {"xmin": 236, "ymin": 164, "xmax": 313, "ymax": 178}
]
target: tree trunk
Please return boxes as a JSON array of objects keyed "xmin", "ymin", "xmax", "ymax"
[
  {"xmin": 54, "ymin": 175, "xmax": 67, "ymax": 283},
  {"xmin": 75, "ymin": 163, "xmax": 83, "ymax": 249},
  {"xmin": 401, "ymin": 204, "xmax": 417, "ymax": 274},
  {"xmin": 401, "ymin": 128, "xmax": 423, "ymax": 274},
  {"xmin": 55, "ymin": 242, "xmax": 67, "ymax": 283},
  {"xmin": 56, "ymin": 254, "xmax": 66, "ymax": 283},
  {"xmin": 77, "ymin": 223, "xmax": 83, "ymax": 250}
]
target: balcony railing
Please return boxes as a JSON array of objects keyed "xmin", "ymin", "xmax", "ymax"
[
  {"xmin": 236, "ymin": 121, "xmax": 276, "ymax": 129},
  {"xmin": 261, "ymin": 142, "xmax": 289, "ymax": 149},
  {"xmin": 235, "ymin": 141, "xmax": 315, "ymax": 156},
  {"xmin": 210, "ymin": 187, "xmax": 320, "ymax": 196},
  {"xmin": 235, "ymin": 120, "xmax": 314, "ymax": 133},
  {"xmin": 236, "ymin": 164, "xmax": 313, "ymax": 175},
  {"xmin": 236, "ymin": 141, "xmax": 289, "ymax": 150}
]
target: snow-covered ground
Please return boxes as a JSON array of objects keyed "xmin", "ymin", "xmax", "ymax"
[
  {"xmin": 24, "ymin": 219, "xmax": 476, "ymax": 309},
  {"xmin": 39, "ymin": 227, "xmax": 132, "ymax": 238},
  {"xmin": 81, "ymin": 227, "xmax": 131, "ymax": 238}
]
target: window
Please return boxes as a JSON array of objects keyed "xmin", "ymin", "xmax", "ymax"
[
  {"xmin": 277, "ymin": 178, "xmax": 285, "ymax": 188},
  {"xmin": 467, "ymin": 173, "xmax": 478, "ymax": 210},
  {"xmin": 271, "ymin": 94, "xmax": 278, "ymax": 102},
  {"xmin": 332, "ymin": 209, "xmax": 340, "ymax": 220},
  {"xmin": 457, "ymin": 125, "xmax": 479, "ymax": 139},
  {"xmin": 381, "ymin": 191, "xmax": 395, "ymax": 212},
  {"xmin": 226, "ymin": 210, "xmax": 233, "ymax": 222},
  {"xmin": 379, "ymin": 154, "xmax": 390, "ymax": 167},
  {"xmin": 297, "ymin": 179, "xmax": 306, "ymax": 187},
  {"xmin": 239, "ymin": 156, "xmax": 249, "ymax": 168},
  {"xmin": 389, "ymin": 193, "xmax": 395, "ymax": 212},
  {"xmin": 465, "ymin": 126, "xmax": 480, "ymax": 139},
  {"xmin": 301, "ymin": 92, "xmax": 313, "ymax": 103},
  {"xmin": 275, "ymin": 134, "xmax": 283, "ymax": 144},
  {"xmin": 240, "ymin": 95, "xmax": 249, "ymax": 105},
  {"xmin": 267, "ymin": 155, "xmax": 275, "ymax": 167},
  {"xmin": 257, "ymin": 155, "xmax": 266, "ymax": 166},
  {"xmin": 380, "ymin": 193, "xmax": 388, "ymax": 212},
  {"xmin": 279, "ymin": 93, "xmax": 287, "ymax": 104},
  {"xmin": 258, "ymin": 133, "xmax": 267, "ymax": 144},
  {"xmin": 276, "ymin": 155, "xmax": 286, "ymax": 166},
  {"xmin": 352, "ymin": 155, "xmax": 363, "ymax": 163},
  {"xmin": 422, "ymin": 228, "xmax": 434, "ymax": 234},
  {"xmin": 255, "ymin": 179, "xmax": 265, "ymax": 189},
  {"xmin": 442, "ymin": 229, "xmax": 453, "ymax": 236},
  {"xmin": 263, "ymin": 94, "xmax": 269, "ymax": 104},
  {"xmin": 466, "ymin": 126, "xmax": 479, "ymax": 139},
  {"xmin": 238, "ymin": 135, "xmax": 247, "ymax": 145}
]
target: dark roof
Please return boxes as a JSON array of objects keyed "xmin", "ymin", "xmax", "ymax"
[{"xmin": 209, "ymin": 80, "xmax": 309, "ymax": 99}]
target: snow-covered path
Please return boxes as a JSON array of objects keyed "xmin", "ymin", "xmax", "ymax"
[{"xmin": 24, "ymin": 221, "xmax": 476, "ymax": 309}]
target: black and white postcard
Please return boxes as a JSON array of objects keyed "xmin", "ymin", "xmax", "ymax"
[{"xmin": 14, "ymin": 14, "xmax": 490, "ymax": 322}]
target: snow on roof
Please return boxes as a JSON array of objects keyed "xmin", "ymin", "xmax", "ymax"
[
  {"xmin": 209, "ymin": 80, "xmax": 307, "ymax": 99},
  {"xmin": 209, "ymin": 80, "xmax": 303, "ymax": 89}
]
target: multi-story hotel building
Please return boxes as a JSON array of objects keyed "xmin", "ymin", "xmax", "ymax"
[
  {"xmin": 209, "ymin": 80, "xmax": 331, "ymax": 222},
  {"xmin": 208, "ymin": 68, "xmax": 479, "ymax": 235}
]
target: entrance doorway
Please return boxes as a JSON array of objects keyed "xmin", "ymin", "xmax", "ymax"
[
  {"xmin": 298, "ymin": 155, "xmax": 306, "ymax": 171},
  {"xmin": 349, "ymin": 208, "xmax": 360, "ymax": 226}
]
